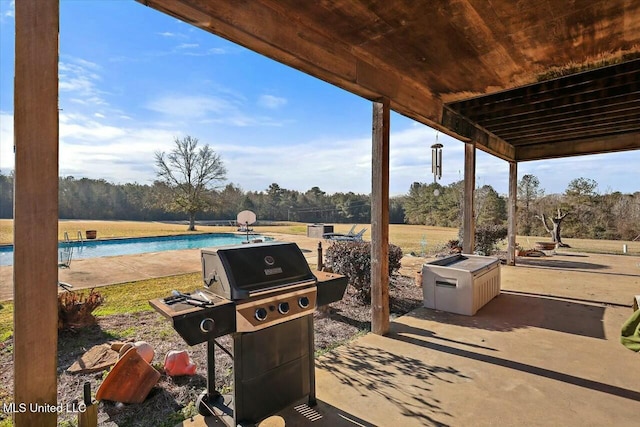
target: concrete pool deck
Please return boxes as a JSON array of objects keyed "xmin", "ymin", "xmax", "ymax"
[{"xmin": 0, "ymin": 233, "xmax": 327, "ymax": 301}]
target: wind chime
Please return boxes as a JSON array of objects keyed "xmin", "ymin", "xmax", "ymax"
[{"xmin": 431, "ymin": 132, "xmax": 443, "ymax": 196}]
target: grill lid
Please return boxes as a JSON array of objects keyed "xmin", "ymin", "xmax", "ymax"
[{"xmin": 202, "ymin": 242, "xmax": 316, "ymax": 300}]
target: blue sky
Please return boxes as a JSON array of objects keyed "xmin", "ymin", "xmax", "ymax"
[{"xmin": 0, "ymin": 0, "xmax": 638, "ymax": 196}]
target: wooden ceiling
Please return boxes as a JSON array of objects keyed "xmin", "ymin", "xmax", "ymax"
[{"xmin": 138, "ymin": 0, "xmax": 640, "ymax": 162}]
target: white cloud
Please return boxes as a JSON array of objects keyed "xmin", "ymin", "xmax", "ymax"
[
  {"xmin": 144, "ymin": 41, "xmax": 228, "ymax": 58},
  {"xmin": 94, "ymin": 113, "xmax": 105, "ymax": 119},
  {"xmin": 147, "ymin": 95, "xmax": 234, "ymax": 120},
  {"xmin": 146, "ymin": 93, "xmax": 288, "ymax": 127},
  {"xmin": 0, "ymin": 112, "xmax": 14, "ymax": 171},
  {"xmin": 207, "ymin": 48, "xmax": 227, "ymax": 55},
  {"xmin": 60, "ymin": 113, "xmax": 127, "ymax": 142},
  {"xmin": 1, "ymin": 1, "xmax": 14, "ymax": 20},
  {"xmin": 258, "ymin": 94, "xmax": 287, "ymax": 109},
  {"xmin": 74, "ymin": 58, "xmax": 100, "ymax": 70},
  {"xmin": 182, "ymin": 47, "xmax": 228, "ymax": 57},
  {"xmin": 59, "ymin": 58, "xmax": 108, "ymax": 107},
  {"xmin": 177, "ymin": 43, "xmax": 199, "ymax": 49},
  {"xmin": 3, "ymin": 110, "xmax": 639, "ymax": 196},
  {"xmin": 58, "ymin": 113, "xmax": 179, "ymax": 183},
  {"xmin": 215, "ymin": 135, "xmax": 373, "ymax": 193}
]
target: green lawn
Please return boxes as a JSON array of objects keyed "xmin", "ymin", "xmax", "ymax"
[{"xmin": 0, "ymin": 273, "xmax": 202, "ymax": 340}]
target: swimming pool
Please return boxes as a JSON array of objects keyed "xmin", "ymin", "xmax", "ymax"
[{"xmin": 0, "ymin": 233, "xmax": 271, "ymax": 266}]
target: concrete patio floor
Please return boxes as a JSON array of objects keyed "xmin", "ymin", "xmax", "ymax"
[
  {"xmin": 182, "ymin": 303, "xmax": 639, "ymax": 427},
  {"xmin": 314, "ymin": 302, "xmax": 638, "ymax": 426},
  {"xmin": 177, "ymin": 250, "xmax": 639, "ymax": 427}
]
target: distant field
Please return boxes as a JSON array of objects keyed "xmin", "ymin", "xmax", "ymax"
[{"xmin": 0, "ymin": 219, "xmax": 638, "ymax": 255}]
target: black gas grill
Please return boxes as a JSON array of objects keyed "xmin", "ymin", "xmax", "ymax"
[{"xmin": 150, "ymin": 241, "xmax": 347, "ymax": 426}]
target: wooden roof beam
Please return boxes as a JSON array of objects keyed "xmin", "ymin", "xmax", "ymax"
[
  {"xmin": 497, "ymin": 112, "xmax": 640, "ymax": 141},
  {"xmin": 448, "ymin": 59, "xmax": 640, "ymax": 115},
  {"xmin": 441, "ymin": 106, "xmax": 515, "ymax": 161},
  {"xmin": 456, "ymin": 78, "xmax": 640, "ymax": 123},
  {"xmin": 515, "ymin": 132, "xmax": 640, "ymax": 161},
  {"xmin": 487, "ymin": 100, "xmax": 640, "ymax": 134}
]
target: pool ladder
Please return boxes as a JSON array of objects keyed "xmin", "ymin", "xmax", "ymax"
[{"xmin": 63, "ymin": 231, "xmax": 84, "ymax": 246}]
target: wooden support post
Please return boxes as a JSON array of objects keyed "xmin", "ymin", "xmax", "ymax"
[
  {"xmin": 462, "ymin": 142, "xmax": 476, "ymax": 254},
  {"xmin": 14, "ymin": 0, "xmax": 59, "ymax": 425},
  {"xmin": 507, "ymin": 162, "xmax": 518, "ymax": 266},
  {"xmin": 371, "ymin": 99, "xmax": 390, "ymax": 336}
]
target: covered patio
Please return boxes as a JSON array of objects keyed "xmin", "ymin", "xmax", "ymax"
[
  {"xmin": 182, "ymin": 250, "xmax": 640, "ymax": 426},
  {"xmin": 12, "ymin": 0, "xmax": 640, "ymax": 425}
]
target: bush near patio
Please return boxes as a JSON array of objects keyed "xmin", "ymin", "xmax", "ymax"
[
  {"xmin": 474, "ymin": 224, "xmax": 508, "ymax": 255},
  {"xmin": 324, "ymin": 240, "xmax": 403, "ymax": 302}
]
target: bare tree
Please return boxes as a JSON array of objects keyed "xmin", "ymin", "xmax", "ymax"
[
  {"xmin": 536, "ymin": 208, "xmax": 570, "ymax": 247},
  {"xmin": 155, "ymin": 136, "xmax": 227, "ymax": 231}
]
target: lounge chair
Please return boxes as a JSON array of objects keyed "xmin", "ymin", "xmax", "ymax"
[
  {"xmin": 323, "ymin": 225, "xmax": 356, "ymax": 239},
  {"xmin": 329, "ymin": 228, "xmax": 367, "ymax": 241},
  {"xmin": 237, "ymin": 224, "xmax": 254, "ymax": 232}
]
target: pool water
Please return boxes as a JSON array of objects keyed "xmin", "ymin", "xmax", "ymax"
[{"xmin": 0, "ymin": 233, "xmax": 270, "ymax": 266}]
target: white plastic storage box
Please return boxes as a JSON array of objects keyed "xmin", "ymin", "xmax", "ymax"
[
  {"xmin": 306, "ymin": 224, "xmax": 334, "ymax": 238},
  {"xmin": 422, "ymin": 254, "xmax": 501, "ymax": 316}
]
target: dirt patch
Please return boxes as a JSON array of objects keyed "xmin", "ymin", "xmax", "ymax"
[{"xmin": 0, "ymin": 275, "xmax": 422, "ymax": 426}]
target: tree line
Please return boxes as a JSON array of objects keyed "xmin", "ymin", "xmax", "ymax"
[
  {"xmin": 402, "ymin": 175, "xmax": 640, "ymax": 241},
  {"xmin": 1, "ymin": 170, "xmax": 637, "ymax": 240},
  {"xmin": 0, "ymin": 171, "xmax": 390, "ymax": 224}
]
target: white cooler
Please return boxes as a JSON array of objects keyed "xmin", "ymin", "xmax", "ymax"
[{"xmin": 422, "ymin": 254, "xmax": 501, "ymax": 316}]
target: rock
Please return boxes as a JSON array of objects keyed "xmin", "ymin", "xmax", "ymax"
[{"xmin": 67, "ymin": 343, "xmax": 119, "ymax": 374}]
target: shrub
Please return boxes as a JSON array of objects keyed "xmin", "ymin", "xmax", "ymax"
[
  {"xmin": 324, "ymin": 241, "xmax": 403, "ymax": 303},
  {"xmin": 474, "ymin": 224, "xmax": 507, "ymax": 255},
  {"xmin": 58, "ymin": 288, "xmax": 104, "ymax": 330}
]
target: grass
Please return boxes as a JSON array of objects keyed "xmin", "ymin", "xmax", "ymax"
[
  {"xmin": 0, "ymin": 303, "xmax": 12, "ymax": 341},
  {"xmin": 92, "ymin": 272, "xmax": 202, "ymax": 316},
  {"xmin": 0, "ymin": 273, "xmax": 202, "ymax": 339}
]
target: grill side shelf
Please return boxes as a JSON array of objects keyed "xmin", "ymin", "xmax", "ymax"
[
  {"xmin": 314, "ymin": 271, "xmax": 348, "ymax": 307},
  {"xmin": 149, "ymin": 296, "xmax": 236, "ymax": 346}
]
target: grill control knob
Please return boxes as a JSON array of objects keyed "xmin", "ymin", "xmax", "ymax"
[
  {"xmin": 298, "ymin": 296, "xmax": 310, "ymax": 309},
  {"xmin": 278, "ymin": 302, "xmax": 290, "ymax": 315},
  {"xmin": 199, "ymin": 318, "xmax": 215, "ymax": 333},
  {"xmin": 255, "ymin": 307, "xmax": 268, "ymax": 321}
]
